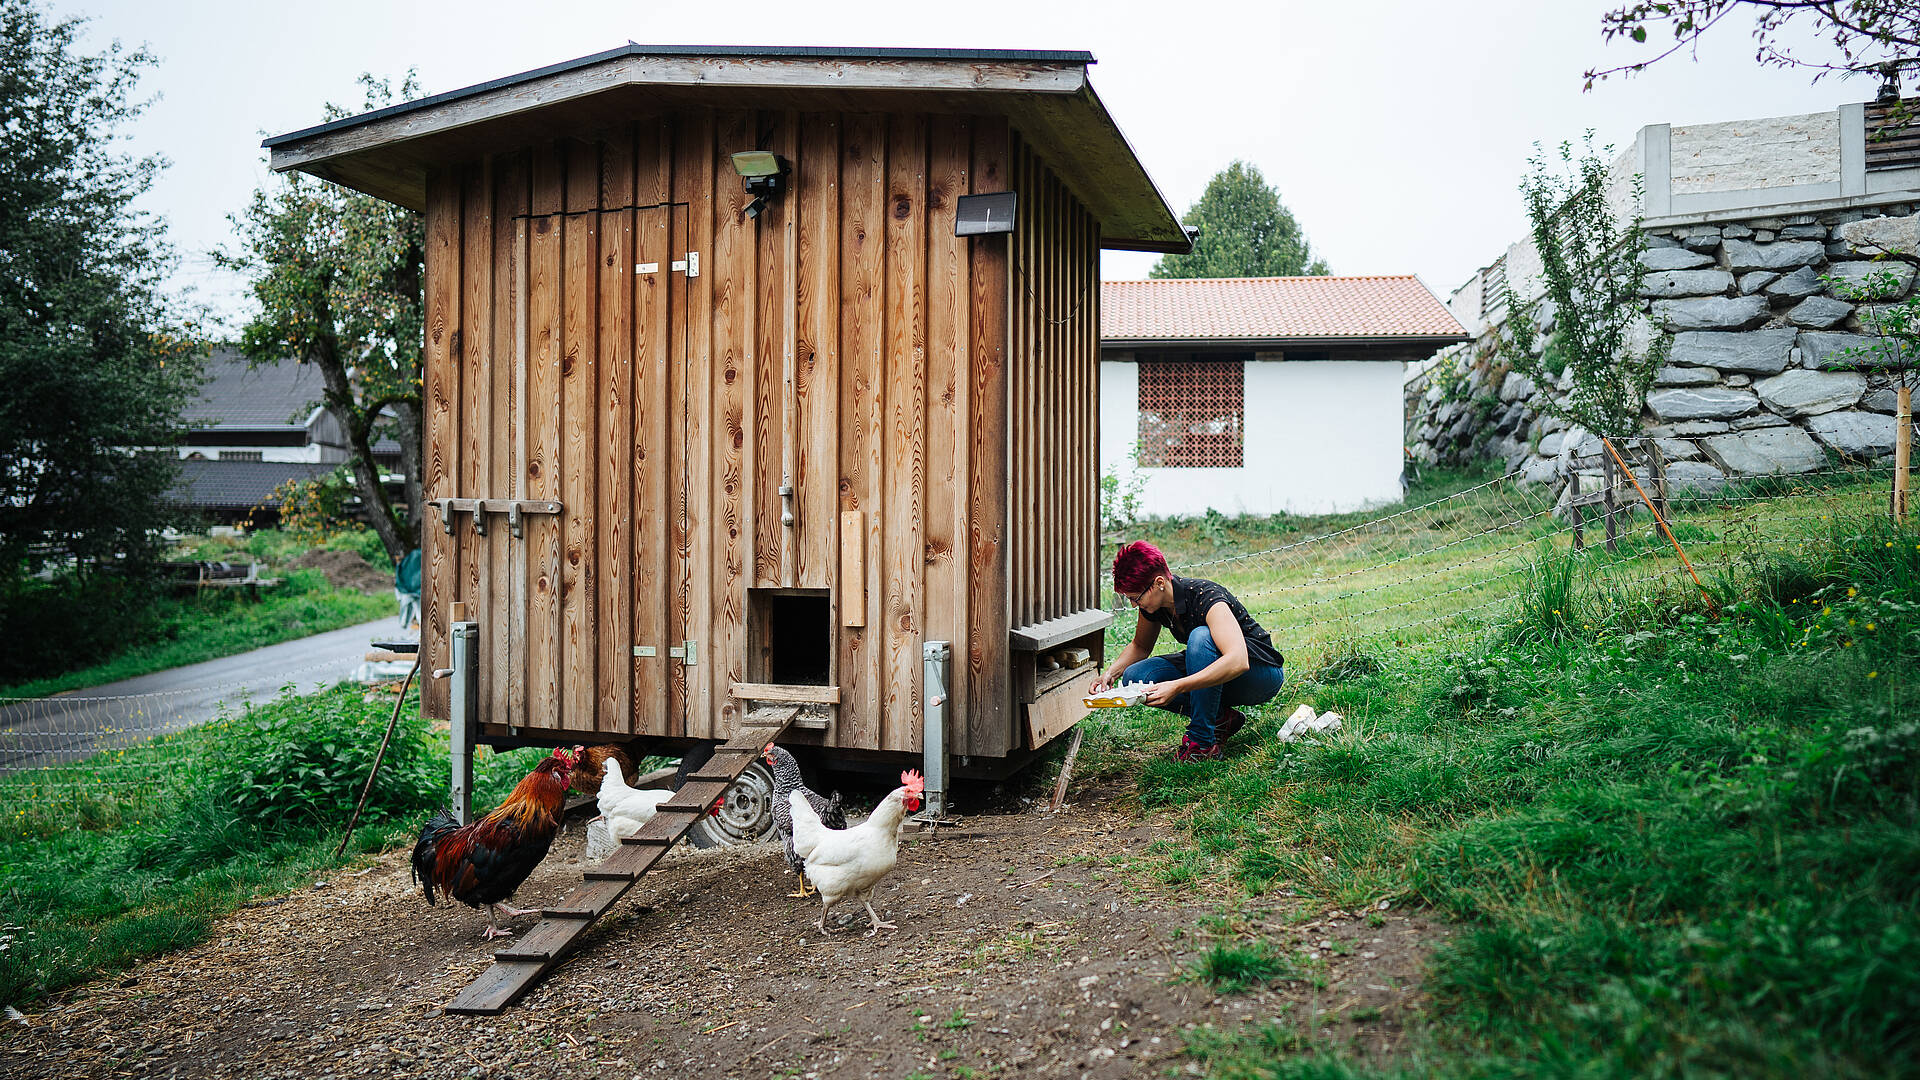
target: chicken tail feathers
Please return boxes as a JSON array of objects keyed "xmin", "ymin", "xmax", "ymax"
[
  {"xmin": 788, "ymin": 789, "xmax": 828, "ymax": 860},
  {"xmin": 411, "ymin": 809, "xmax": 461, "ymax": 904}
]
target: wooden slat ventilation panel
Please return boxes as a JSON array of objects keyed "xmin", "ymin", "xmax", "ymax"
[
  {"xmin": 1866, "ymin": 97, "xmax": 1920, "ymax": 173},
  {"xmin": 1005, "ymin": 134, "xmax": 1101, "ymax": 636}
]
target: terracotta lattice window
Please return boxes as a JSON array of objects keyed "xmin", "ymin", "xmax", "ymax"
[{"xmin": 1137, "ymin": 359, "xmax": 1244, "ymax": 468}]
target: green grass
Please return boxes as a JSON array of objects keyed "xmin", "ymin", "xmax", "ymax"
[
  {"xmin": 0, "ymin": 684, "xmax": 545, "ymax": 1006},
  {"xmin": 1086, "ymin": 501, "xmax": 1920, "ymax": 1077},
  {"xmin": 1112, "ymin": 461, "xmax": 1893, "ymax": 668},
  {"xmin": 1189, "ymin": 938, "xmax": 1296, "ymax": 993},
  {"xmin": 0, "ymin": 567, "xmax": 390, "ymax": 699}
]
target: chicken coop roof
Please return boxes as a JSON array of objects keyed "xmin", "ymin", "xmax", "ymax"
[
  {"xmin": 1101, "ymin": 276, "xmax": 1471, "ymax": 347},
  {"xmin": 262, "ymin": 44, "xmax": 1189, "ymax": 253}
]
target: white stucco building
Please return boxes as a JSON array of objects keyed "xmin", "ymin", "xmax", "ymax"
[{"xmin": 1101, "ymin": 276, "xmax": 1468, "ymax": 517}]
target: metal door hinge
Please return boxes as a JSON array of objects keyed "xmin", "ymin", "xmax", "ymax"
[
  {"xmin": 670, "ymin": 251, "xmax": 699, "ymax": 277},
  {"xmin": 668, "ymin": 640, "xmax": 698, "ymax": 665}
]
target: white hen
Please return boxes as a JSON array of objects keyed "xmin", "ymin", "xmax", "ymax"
[
  {"xmin": 788, "ymin": 770, "xmax": 924, "ymax": 935},
  {"xmin": 596, "ymin": 758, "xmax": 677, "ymax": 841}
]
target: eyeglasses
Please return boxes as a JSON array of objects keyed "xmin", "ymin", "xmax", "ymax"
[{"xmin": 1120, "ymin": 591, "xmax": 1145, "ymax": 608}]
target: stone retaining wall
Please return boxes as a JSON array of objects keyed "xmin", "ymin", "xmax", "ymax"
[{"xmin": 1408, "ymin": 207, "xmax": 1916, "ymax": 496}]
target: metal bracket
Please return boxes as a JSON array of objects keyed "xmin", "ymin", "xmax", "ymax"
[
  {"xmin": 916, "ymin": 640, "xmax": 956, "ymax": 824},
  {"xmin": 508, "ymin": 503, "xmax": 524, "ymax": 538},
  {"xmin": 471, "ymin": 502, "xmax": 487, "ymax": 536},
  {"xmin": 779, "ymin": 479, "xmax": 795, "ymax": 527},
  {"xmin": 686, "ymin": 251, "xmax": 700, "ymax": 278},
  {"xmin": 438, "ymin": 501, "xmax": 456, "ymax": 535},
  {"xmin": 448, "ymin": 622, "xmax": 479, "ymax": 825},
  {"xmin": 667, "ymin": 640, "xmax": 698, "ymax": 665},
  {"xmin": 632, "ymin": 645, "xmax": 656, "ymax": 658}
]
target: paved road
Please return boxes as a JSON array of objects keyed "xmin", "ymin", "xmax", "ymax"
[{"xmin": 0, "ymin": 617, "xmax": 406, "ymax": 776}]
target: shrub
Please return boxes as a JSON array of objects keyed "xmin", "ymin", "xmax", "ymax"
[
  {"xmin": 0, "ymin": 574, "xmax": 159, "ymax": 684},
  {"xmin": 191, "ymin": 686, "xmax": 443, "ymax": 833}
]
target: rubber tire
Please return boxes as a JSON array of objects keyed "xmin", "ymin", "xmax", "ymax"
[{"xmin": 684, "ymin": 758, "xmax": 777, "ymax": 849}]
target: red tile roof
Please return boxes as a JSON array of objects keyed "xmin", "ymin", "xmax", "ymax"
[{"xmin": 1101, "ymin": 275, "xmax": 1467, "ymax": 344}]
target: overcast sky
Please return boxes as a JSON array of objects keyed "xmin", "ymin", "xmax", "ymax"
[{"xmin": 52, "ymin": 0, "xmax": 1859, "ymax": 330}]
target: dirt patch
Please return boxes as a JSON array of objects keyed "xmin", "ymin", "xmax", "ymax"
[
  {"xmin": 289, "ymin": 549, "xmax": 391, "ymax": 595},
  {"xmin": 0, "ymin": 783, "xmax": 1446, "ymax": 1079}
]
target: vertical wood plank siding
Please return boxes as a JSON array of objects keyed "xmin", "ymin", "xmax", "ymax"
[
  {"xmin": 416, "ymin": 113, "xmax": 1092, "ymax": 759},
  {"xmin": 421, "ymin": 168, "xmax": 459, "ymax": 723}
]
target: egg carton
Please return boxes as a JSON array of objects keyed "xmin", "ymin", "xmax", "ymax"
[{"xmin": 1083, "ymin": 681, "xmax": 1152, "ymax": 709}]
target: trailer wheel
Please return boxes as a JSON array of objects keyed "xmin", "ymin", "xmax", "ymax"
[{"xmin": 686, "ymin": 759, "xmax": 776, "ymax": 849}]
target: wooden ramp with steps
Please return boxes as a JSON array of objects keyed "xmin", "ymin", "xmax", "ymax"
[{"xmin": 445, "ymin": 705, "xmax": 801, "ymax": 1015}]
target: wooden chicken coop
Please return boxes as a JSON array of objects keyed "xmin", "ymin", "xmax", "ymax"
[{"xmin": 265, "ymin": 45, "xmax": 1188, "ymax": 794}]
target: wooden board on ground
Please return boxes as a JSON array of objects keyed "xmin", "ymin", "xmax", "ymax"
[{"xmin": 443, "ymin": 704, "xmax": 800, "ymax": 1015}]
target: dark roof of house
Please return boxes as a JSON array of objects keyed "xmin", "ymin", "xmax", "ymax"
[
  {"xmin": 181, "ymin": 349, "xmax": 326, "ymax": 432},
  {"xmin": 263, "ymin": 44, "xmax": 1188, "ymax": 254},
  {"xmin": 182, "ymin": 348, "xmax": 406, "ymax": 456},
  {"xmin": 170, "ymin": 460, "xmax": 336, "ymax": 510},
  {"xmin": 1101, "ymin": 276, "xmax": 1472, "ymax": 347}
]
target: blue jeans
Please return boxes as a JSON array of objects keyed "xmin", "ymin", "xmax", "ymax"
[{"xmin": 1122, "ymin": 626, "xmax": 1285, "ymax": 745}]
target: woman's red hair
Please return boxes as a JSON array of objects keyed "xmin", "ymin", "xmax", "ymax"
[{"xmin": 1112, "ymin": 540, "xmax": 1169, "ymax": 594}]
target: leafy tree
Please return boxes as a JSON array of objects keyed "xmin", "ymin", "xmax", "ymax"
[
  {"xmin": 1151, "ymin": 161, "xmax": 1329, "ymax": 279},
  {"xmin": 1499, "ymin": 135, "xmax": 1671, "ymax": 439},
  {"xmin": 216, "ymin": 74, "xmax": 425, "ymax": 563},
  {"xmin": 0, "ymin": 1, "xmax": 202, "ymax": 576},
  {"xmin": 1588, "ymin": 1, "xmax": 1920, "ymax": 89}
]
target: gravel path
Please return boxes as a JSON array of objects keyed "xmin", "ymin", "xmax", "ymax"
[{"xmin": 0, "ymin": 781, "xmax": 1442, "ymax": 1078}]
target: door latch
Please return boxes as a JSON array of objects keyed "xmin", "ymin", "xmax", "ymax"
[{"xmin": 667, "ymin": 640, "xmax": 698, "ymax": 665}]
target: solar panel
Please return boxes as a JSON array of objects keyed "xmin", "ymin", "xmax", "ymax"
[{"xmin": 955, "ymin": 192, "xmax": 1018, "ymax": 236}]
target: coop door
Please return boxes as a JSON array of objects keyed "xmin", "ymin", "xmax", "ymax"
[{"xmin": 624, "ymin": 204, "xmax": 697, "ymax": 737}]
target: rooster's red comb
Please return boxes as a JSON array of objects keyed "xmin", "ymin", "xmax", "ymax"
[{"xmin": 900, "ymin": 769, "xmax": 925, "ymax": 795}]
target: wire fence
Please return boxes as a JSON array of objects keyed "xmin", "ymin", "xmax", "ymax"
[
  {"xmin": 1146, "ymin": 452, "xmax": 1898, "ymax": 658},
  {"xmin": 1, "ymin": 451, "xmax": 1901, "ymax": 814},
  {"xmin": 0, "ymin": 655, "xmax": 377, "ymax": 812}
]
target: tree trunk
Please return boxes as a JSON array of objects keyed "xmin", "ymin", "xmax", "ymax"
[
  {"xmin": 309, "ymin": 337, "xmax": 407, "ymax": 565},
  {"xmin": 339, "ymin": 406, "xmax": 406, "ymax": 564},
  {"xmin": 392, "ymin": 400, "xmax": 425, "ymax": 546}
]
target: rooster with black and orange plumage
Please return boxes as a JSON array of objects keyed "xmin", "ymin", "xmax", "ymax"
[{"xmin": 411, "ymin": 745, "xmax": 581, "ymax": 939}]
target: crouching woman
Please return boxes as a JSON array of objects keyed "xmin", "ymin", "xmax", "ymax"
[{"xmin": 1089, "ymin": 540, "xmax": 1285, "ymax": 761}]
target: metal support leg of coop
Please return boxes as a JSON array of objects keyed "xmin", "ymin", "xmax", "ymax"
[
  {"xmin": 917, "ymin": 640, "xmax": 956, "ymax": 824},
  {"xmin": 448, "ymin": 620, "xmax": 478, "ymax": 825}
]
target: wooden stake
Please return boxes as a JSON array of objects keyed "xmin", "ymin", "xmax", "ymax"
[
  {"xmin": 1896, "ymin": 386, "xmax": 1911, "ymax": 521},
  {"xmin": 1646, "ymin": 438, "xmax": 1670, "ymax": 522},
  {"xmin": 1568, "ymin": 471, "xmax": 1585, "ymax": 551},
  {"xmin": 1601, "ymin": 449, "xmax": 1619, "ymax": 554},
  {"xmin": 335, "ymin": 659, "xmax": 420, "ymax": 859},
  {"xmin": 1048, "ymin": 725, "xmax": 1085, "ymax": 813},
  {"xmin": 1602, "ymin": 438, "xmax": 1714, "ymax": 610}
]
